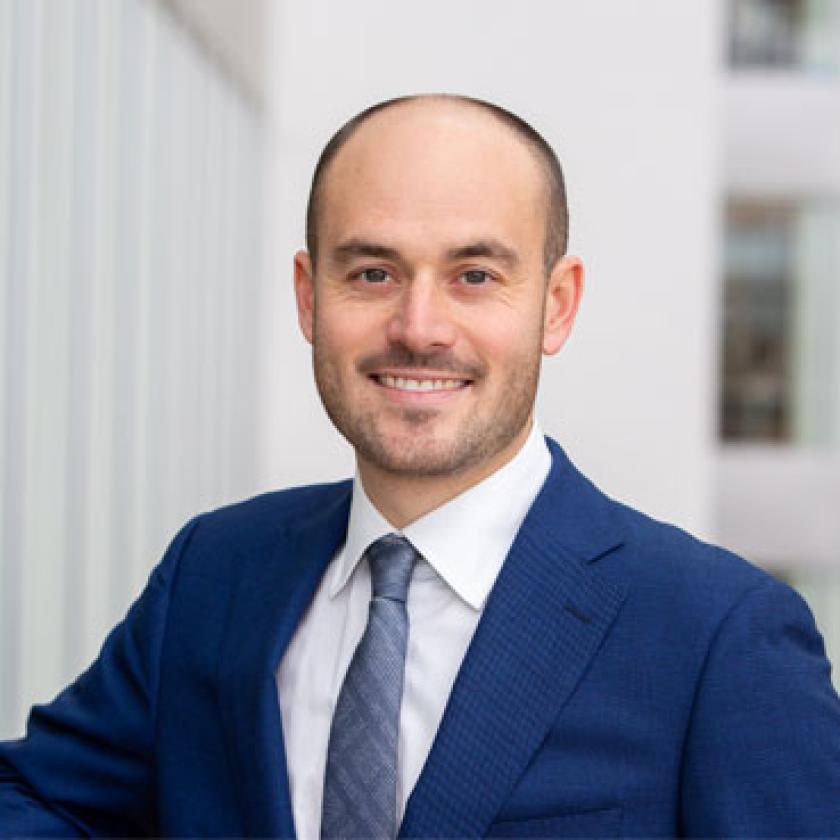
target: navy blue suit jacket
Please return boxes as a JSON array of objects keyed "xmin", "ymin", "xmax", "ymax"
[{"xmin": 2, "ymin": 439, "xmax": 840, "ymax": 837}]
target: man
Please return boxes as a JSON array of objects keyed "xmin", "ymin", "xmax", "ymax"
[{"xmin": 2, "ymin": 94, "xmax": 840, "ymax": 838}]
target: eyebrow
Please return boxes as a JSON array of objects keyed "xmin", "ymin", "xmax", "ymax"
[
  {"xmin": 331, "ymin": 240, "xmax": 404, "ymax": 265},
  {"xmin": 445, "ymin": 240, "xmax": 520, "ymax": 269},
  {"xmin": 330, "ymin": 238, "xmax": 521, "ymax": 269}
]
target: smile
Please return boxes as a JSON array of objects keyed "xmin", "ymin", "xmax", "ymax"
[{"xmin": 372, "ymin": 374, "xmax": 470, "ymax": 392}]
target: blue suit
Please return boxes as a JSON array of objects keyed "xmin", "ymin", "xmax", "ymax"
[{"xmin": 2, "ymin": 439, "xmax": 840, "ymax": 837}]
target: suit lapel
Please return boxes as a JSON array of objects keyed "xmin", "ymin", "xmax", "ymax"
[
  {"xmin": 400, "ymin": 441, "xmax": 628, "ymax": 838},
  {"xmin": 217, "ymin": 482, "xmax": 352, "ymax": 839}
]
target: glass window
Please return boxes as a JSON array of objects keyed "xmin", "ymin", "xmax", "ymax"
[
  {"xmin": 722, "ymin": 201, "xmax": 796, "ymax": 441},
  {"xmin": 730, "ymin": 0, "xmax": 840, "ymax": 73},
  {"xmin": 721, "ymin": 199, "xmax": 840, "ymax": 443}
]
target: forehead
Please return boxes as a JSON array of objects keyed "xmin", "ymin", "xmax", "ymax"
[{"xmin": 318, "ymin": 102, "xmax": 547, "ymax": 257}]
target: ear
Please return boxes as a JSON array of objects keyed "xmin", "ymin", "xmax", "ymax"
[
  {"xmin": 293, "ymin": 250, "xmax": 315, "ymax": 344},
  {"xmin": 543, "ymin": 255, "xmax": 584, "ymax": 356}
]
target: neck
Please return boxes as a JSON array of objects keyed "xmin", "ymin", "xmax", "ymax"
[{"xmin": 357, "ymin": 417, "xmax": 534, "ymax": 529}]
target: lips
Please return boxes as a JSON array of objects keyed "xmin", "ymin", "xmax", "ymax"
[{"xmin": 372, "ymin": 374, "xmax": 469, "ymax": 392}]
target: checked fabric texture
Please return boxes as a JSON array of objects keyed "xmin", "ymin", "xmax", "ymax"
[{"xmin": 321, "ymin": 533, "xmax": 419, "ymax": 839}]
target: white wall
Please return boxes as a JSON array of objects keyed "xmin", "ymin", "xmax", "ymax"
[
  {"xmin": 260, "ymin": 0, "xmax": 724, "ymax": 538},
  {"xmin": 160, "ymin": 0, "xmax": 267, "ymax": 103}
]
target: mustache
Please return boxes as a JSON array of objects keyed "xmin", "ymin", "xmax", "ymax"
[{"xmin": 357, "ymin": 347, "xmax": 485, "ymax": 380}]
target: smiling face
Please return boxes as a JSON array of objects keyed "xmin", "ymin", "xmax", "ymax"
[{"xmin": 295, "ymin": 99, "xmax": 582, "ymax": 486}]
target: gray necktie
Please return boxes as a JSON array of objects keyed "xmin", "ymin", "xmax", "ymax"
[{"xmin": 321, "ymin": 533, "xmax": 419, "ymax": 840}]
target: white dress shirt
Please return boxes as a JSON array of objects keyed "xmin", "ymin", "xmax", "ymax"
[{"xmin": 276, "ymin": 421, "xmax": 552, "ymax": 840}]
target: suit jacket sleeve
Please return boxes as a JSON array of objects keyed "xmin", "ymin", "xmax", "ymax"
[
  {"xmin": 679, "ymin": 575, "xmax": 840, "ymax": 837},
  {"xmin": 0, "ymin": 517, "xmax": 199, "ymax": 837}
]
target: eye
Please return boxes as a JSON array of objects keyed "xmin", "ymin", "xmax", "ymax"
[
  {"xmin": 460, "ymin": 269, "xmax": 492, "ymax": 286},
  {"xmin": 357, "ymin": 267, "xmax": 391, "ymax": 284}
]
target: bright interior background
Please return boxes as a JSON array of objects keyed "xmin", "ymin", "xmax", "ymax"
[{"xmin": 2, "ymin": 0, "xmax": 839, "ymax": 738}]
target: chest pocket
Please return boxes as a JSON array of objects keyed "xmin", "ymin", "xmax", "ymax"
[{"xmin": 486, "ymin": 805, "xmax": 622, "ymax": 838}]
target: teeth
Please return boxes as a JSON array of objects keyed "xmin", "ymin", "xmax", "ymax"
[{"xmin": 377, "ymin": 375, "xmax": 466, "ymax": 391}]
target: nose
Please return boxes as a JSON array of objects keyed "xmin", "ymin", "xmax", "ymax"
[{"xmin": 386, "ymin": 276, "xmax": 457, "ymax": 352}]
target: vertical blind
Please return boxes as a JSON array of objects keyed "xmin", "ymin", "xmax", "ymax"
[{"xmin": 0, "ymin": 0, "xmax": 263, "ymax": 737}]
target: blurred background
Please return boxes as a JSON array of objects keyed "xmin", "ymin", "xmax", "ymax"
[{"xmin": 1, "ymin": 0, "xmax": 839, "ymax": 738}]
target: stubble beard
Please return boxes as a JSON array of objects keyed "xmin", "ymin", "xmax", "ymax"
[{"xmin": 312, "ymin": 333, "xmax": 543, "ymax": 479}]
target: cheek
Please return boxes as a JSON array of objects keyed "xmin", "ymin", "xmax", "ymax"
[
  {"xmin": 314, "ymin": 307, "xmax": 385, "ymax": 366},
  {"xmin": 464, "ymin": 306, "xmax": 544, "ymax": 363}
]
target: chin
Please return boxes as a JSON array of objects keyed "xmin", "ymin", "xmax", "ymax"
[
  {"xmin": 356, "ymin": 428, "xmax": 493, "ymax": 479},
  {"xmin": 366, "ymin": 453, "xmax": 469, "ymax": 478}
]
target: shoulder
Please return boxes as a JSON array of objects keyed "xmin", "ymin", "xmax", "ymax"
[
  {"xmin": 554, "ymin": 456, "xmax": 833, "ymax": 712},
  {"xmin": 543, "ymin": 438, "xmax": 798, "ymax": 632},
  {"xmin": 163, "ymin": 478, "xmax": 353, "ymax": 581},
  {"xmin": 598, "ymin": 493, "xmax": 819, "ymax": 653},
  {"xmin": 612, "ymin": 497, "xmax": 767, "ymax": 592},
  {"xmin": 198, "ymin": 478, "xmax": 352, "ymax": 533}
]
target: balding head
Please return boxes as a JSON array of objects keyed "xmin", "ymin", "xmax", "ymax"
[
  {"xmin": 292, "ymin": 93, "xmax": 584, "ymax": 496},
  {"xmin": 305, "ymin": 94, "xmax": 568, "ymax": 275}
]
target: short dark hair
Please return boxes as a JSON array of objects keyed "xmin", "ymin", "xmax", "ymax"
[{"xmin": 305, "ymin": 94, "xmax": 568, "ymax": 274}]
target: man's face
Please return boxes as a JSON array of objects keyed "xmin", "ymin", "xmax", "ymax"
[{"xmin": 295, "ymin": 101, "xmax": 580, "ymax": 480}]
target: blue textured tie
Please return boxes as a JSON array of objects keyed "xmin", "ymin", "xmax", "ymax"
[{"xmin": 321, "ymin": 533, "xmax": 419, "ymax": 839}]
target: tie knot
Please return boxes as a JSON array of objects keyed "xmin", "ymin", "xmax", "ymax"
[{"xmin": 366, "ymin": 533, "xmax": 418, "ymax": 603}]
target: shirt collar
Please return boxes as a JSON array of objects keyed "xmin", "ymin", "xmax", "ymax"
[{"xmin": 330, "ymin": 420, "xmax": 552, "ymax": 610}]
